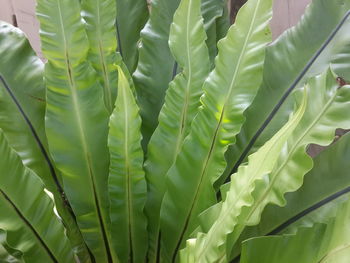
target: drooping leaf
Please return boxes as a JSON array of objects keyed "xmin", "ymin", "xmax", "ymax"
[
  {"xmin": 240, "ymin": 198, "xmax": 350, "ymax": 263},
  {"xmin": 180, "ymin": 87, "xmax": 307, "ymax": 263},
  {"xmin": 220, "ymin": 0, "xmax": 350, "ymax": 185},
  {"xmin": 36, "ymin": 0, "xmax": 116, "ymax": 261},
  {"xmin": 190, "ymin": 69, "xmax": 350, "ymax": 262},
  {"xmin": 81, "ymin": 0, "xmax": 120, "ymax": 113},
  {"xmin": 115, "ymin": 0, "xmax": 149, "ymax": 72},
  {"xmin": 159, "ymin": 0, "xmax": 273, "ymax": 260},
  {"xmin": 108, "ymin": 67, "xmax": 148, "ymax": 263},
  {"xmin": 0, "ymin": 130, "xmax": 74, "ymax": 262},
  {"xmin": 144, "ymin": 0, "xmax": 210, "ymax": 260},
  {"xmin": 229, "ymin": 132, "xmax": 350, "ymax": 260},
  {"xmin": 0, "ymin": 21, "xmax": 90, "ymax": 262}
]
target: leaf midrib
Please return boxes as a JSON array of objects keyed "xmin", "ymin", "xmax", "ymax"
[
  {"xmin": 121, "ymin": 84, "xmax": 135, "ymax": 262},
  {"xmin": 244, "ymin": 91, "xmax": 338, "ymax": 227},
  {"xmin": 0, "ymin": 189, "xmax": 58, "ymax": 262},
  {"xmin": 56, "ymin": 1, "xmax": 112, "ymax": 261},
  {"xmin": 172, "ymin": 0, "xmax": 262, "ymax": 256}
]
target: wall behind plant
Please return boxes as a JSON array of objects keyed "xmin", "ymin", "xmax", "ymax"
[{"xmin": 0, "ymin": 0, "xmax": 311, "ymax": 57}]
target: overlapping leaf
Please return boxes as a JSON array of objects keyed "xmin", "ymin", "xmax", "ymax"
[
  {"xmin": 0, "ymin": 130, "xmax": 74, "ymax": 262},
  {"xmin": 81, "ymin": 0, "xmax": 119, "ymax": 113},
  {"xmin": 159, "ymin": 0, "xmax": 273, "ymax": 260},
  {"xmin": 240, "ymin": 198, "xmax": 350, "ymax": 263},
  {"xmin": 108, "ymin": 67, "xmax": 148, "ymax": 263},
  {"xmin": 115, "ymin": 0, "xmax": 149, "ymax": 72},
  {"xmin": 36, "ymin": 0, "xmax": 115, "ymax": 261},
  {"xmin": 0, "ymin": 21, "xmax": 89, "ymax": 261},
  {"xmin": 220, "ymin": 0, "xmax": 350, "ymax": 185},
  {"xmin": 187, "ymin": 70, "xmax": 350, "ymax": 262},
  {"xmin": 180, "ymin": 88, "xmax": 307, "ymax": 262},
  {"xmin": 143, "ymin": 0, "xmax": 210, "ymax": 260},
  {"xmin": 230, "ymin": 132, "xmax": 350, "ymax": 260}
]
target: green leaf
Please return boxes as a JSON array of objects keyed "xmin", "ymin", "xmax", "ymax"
[
  {"xmin": 81, "ymin": 0, "xmax": 119, "ymax": 113},
  {"xmin": 180, "ymin": 87, "xmax": 307, "ymax": 263},
  {"xmin": 132, "ymin": 0, "xmax": 181, "ymax": 146},
  {"xmin": 220, "ymin": 0, "xmax": 350, "ymax": 184},
  {"xmin": 201, "ymin": 0, "xmax": 228, "ymax": 64},
  {"xmin": 0, "ymin": 230, "xmax": 23, "ymax": 263},
  {"xmin": 115, "ymin": 0, "xmax": 149, "ymax": 72},
  {"xmin": 240, "ymin": 198, "xmax": 350, "ymax": 263},
  {"xmin": 191, "ymin": 69, "xmax": 350, "ymax": 262},
  {"xmin": 108, "ymin": 67, "xmax": 148, "ymax": 263},
  {"xmin": 36, "ymin": 0, "xmax": 116, "ymax": 261},
  {"xmin": 133, "ymin": 0, "xmax": 231, "ymax": 147},
  {"xmin": 229, "ymin": 132, "xmax": 350, "ymax": 260},
  {"xmin": 0, "ymin": 130, "xmax": 74, "ymax": 262},
  {"xmin": 144, "ymin": 0, "xmax": 210, "ymax": 260},
  {"xmin": 159, "ymin": 0, "xmax": 273, "ymax": 260},
  {"xmin": 0, "ymin": 22, "xmax": 90, "ymax": 262}
]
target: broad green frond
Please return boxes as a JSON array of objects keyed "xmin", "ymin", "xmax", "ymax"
[
  {"xmin": 159, "ymin": 0, "xmax": 273, "ymax": 260},
  {"xmin": 108, "ymin": 67, "xmax": 148, "ymax": 263}
]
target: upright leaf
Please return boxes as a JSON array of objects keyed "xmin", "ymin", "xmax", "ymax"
[
  {"xmin": 221, "ymin": 0, "xmax": 350, "ymax": 184},
  {"xmin": 36, "ymin": 0, "xmax": 116, "ymax": 261},
  {"xmin": 0, "ymin": 130, "xmax": 74, "ymax": 262},
  {"xmin": 0, "ymin": 22, "xmax": 90, "ymax": 261},
  {"xmin": 201, "ymin": 0, "xmax": 228, "ymax": 63},
  {"xmin": 108, "ymin": 67, "xmax": 148, "ymax": 263},
  {"xmin": 133, "ymin": 0, "xmax": 230, "ymax": 146},
  {"xmin": 115, "ymin": 0, "xmax": 149, "ymax": 72},
  {"xmin": 191, "ymin": 70, "xmax": 350, "ymax": 262},
  {"xmin": 133, "ymin": 0, "xmax": 181, "ymax": 146},
  {"xmin": 159, "ymin": 0, "xmax": 273, "ymax": 260},
  {"xmin": 180, "ymin": 89, "xmax": 307, "ymax": 262},
  {"xmin": 81, "ymin": 0, "xmax": 119, "ymax": 112},
  {"xmin": 144, "ymin": 0, "xmax": 210, "ymax": 260},
  {"xmin": 240, "ymin": 198, "xmax": 350, "ymax": 263}
]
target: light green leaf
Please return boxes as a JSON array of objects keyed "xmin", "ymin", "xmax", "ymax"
[
  {"xmin": 159, "ymin": 0, "xmax": 273, "ymax": 260},
  {"xmin": 0, "ymin": 21, "xmax": 90, "ymax": 262},
  {"xmin": 220, "ymin": 0, "xmax": 350, "ymax": 185},
  {"xmin": 115, "ymin": 0, "xmax": 149, "ymax": 72},
  {"xmin": 81, "ymin": 0, "xmax": 119, "ymax": 113},
  {"xmin": 108, "ymin": 67, "xmax": 148, "ymax": 263},
  {"xmin": 144, "ymin": 0, "xmax": 210, "ymax": 260},
  {"xmin": 192, "ymin": 69, "xmax": 350, "ymax": 262},
  {"xmin": 181, "ymin": 87, "xmax": 307, "ymax": 263},
  {"xmin": 230, "ymin": 132, "xmax": 350, "ymax": 260},
  {"xmin": 36, "ymin": 0, "xmax": 116, "ymax": 261},
  {"xmin": 0, "ymin": 130, "xmax": 74, "ymax": 262},
  {"xmin": 240, "ymin": 198, "xmax": 350, "ymax": 263}
]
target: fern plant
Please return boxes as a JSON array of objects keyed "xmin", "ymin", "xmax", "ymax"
[{"xmin": 0, "ymin": 0, "xmax": 350, "ymax": 262}]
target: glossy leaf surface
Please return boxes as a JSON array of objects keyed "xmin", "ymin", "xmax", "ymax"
[
  {"xmin": 108, "ymin": 67, "xmax": 148, "ymax": 263},
  {"xmin": 36, "ymin": 0, "xmax": 115, "ymax": 261},
  {"xmin": 81, "ymin": 0, "xmax": 119, "ymax": 112},
  {"xmin": 0, "ymin": 131, "xmax": 74, "ymax": 263},
  {"xmin": 143, "ymin": 0, "xmax": 210, "ymax": 260},
  {"xmin": 160, "ymin": 0, "xmax": 273, "ymax": 260}
]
